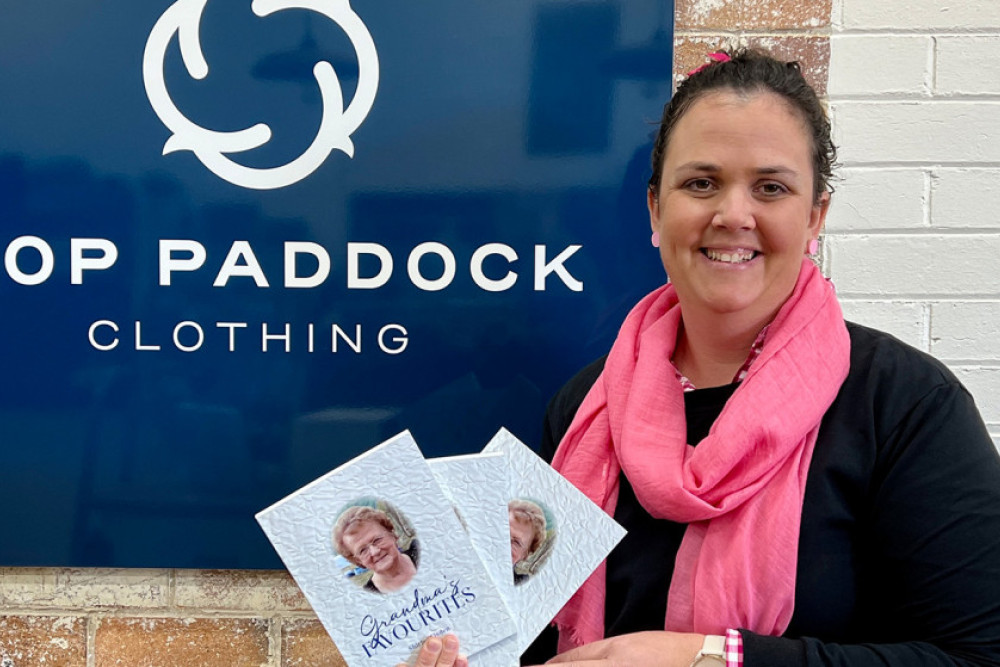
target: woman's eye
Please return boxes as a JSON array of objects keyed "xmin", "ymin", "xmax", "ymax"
[
  {"xmin": 684, "ymin": 178, "xmax": 713, "ymax": 192},
  {"xmin": 758, "ymin": 182, "xmax": 788, "ymax": 195}
]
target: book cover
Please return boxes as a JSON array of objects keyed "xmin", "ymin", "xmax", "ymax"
[
  {"xmin": 483, "ymin": 428, "xmax": 627, "ymax": 655},
  {"xmin": 256, "ymin": 431, "xmax": 516, "ymax": 666},
  {"xmin": 430, "ymin": 452, "xmax": 519, "ymax": 667}
]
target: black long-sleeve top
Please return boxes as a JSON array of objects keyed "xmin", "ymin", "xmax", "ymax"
[{"xmin": 527, "ymin": 322, "xmax": 1000, "ymax": 666}]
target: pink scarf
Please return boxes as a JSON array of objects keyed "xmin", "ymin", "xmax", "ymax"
[{"xmin": 552, "ymin": 259, "xmax": 850, "ymax": 648}]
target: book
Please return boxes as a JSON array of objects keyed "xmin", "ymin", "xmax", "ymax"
[
  {"xmin": 256, "ymin": 431, "xmax": 516, "ymax": 666},
  {"xmin": 430, "ymin": 452, "xmax": 519, "ymax": 667},
  {"xmin": 483, "ymin": 428, "xmax": 627, "ymax": 655}
]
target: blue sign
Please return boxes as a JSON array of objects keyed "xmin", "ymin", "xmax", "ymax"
[{"xmin": 0, "ymin": 0, "xmax": 673, "ymax": 567}]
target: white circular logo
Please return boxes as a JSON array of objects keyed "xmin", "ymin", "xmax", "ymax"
[{"xmin": 142, "ymin": 0, "xmax": 379, "ymax": 190}]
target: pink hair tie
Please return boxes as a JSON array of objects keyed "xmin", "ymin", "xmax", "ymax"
[{"xmin": 686, "ymin": 51, "xmax": 731, "ymax": 77}]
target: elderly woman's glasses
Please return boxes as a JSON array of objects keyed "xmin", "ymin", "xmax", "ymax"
[{"xmin": 355, "ymin": 534, "xmax": 394, "ymax": 562}]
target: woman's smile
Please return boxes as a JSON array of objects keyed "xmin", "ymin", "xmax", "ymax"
[{"xmin": 700, "ymin": 247, "xmax": 760, "ymax": 265}]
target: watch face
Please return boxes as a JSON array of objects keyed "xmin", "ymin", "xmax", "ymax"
[{"xmin": 692, "ymin": 655, "xmax": 726, "ymax": 667}]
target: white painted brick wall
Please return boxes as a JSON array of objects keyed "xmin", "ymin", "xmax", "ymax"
[
  {"xmin": 829, "ymin": 36, "xmax": 932, "ymax": 97},
  {"xmin": 838, "ymin": 300, "xmax": 927, "ymax": 349},
  {"xmin": 829, "ymin": 234, "xmax": 1000, "ymax": 295},
  {"xmin": 830, "ymin": 0, "xmax": 1000, "ymax": 439},
  {"xmin": 833, "ymin": 102, "xmax": 1000, "ymax": 163},
  {"xmin": 936, "ymin": 37, "xmax": 1000, "ymax": 95},
  {"xmin": 932, "ymin": 169, "xmax": 1000, "ymax": 228},
  {"xmin": 931, "ymin": 302, "xmax": 1000, "ymax": 360},
  {"xmin": 840, "ymin": 0, "xmax": 1000, "ymax": 30},
  {"xmin": 826, "ymin": 168, "xmax": 927, "ymax": 231}
]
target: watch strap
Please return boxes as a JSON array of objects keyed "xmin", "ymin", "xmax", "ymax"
[{"xmin": 689, "ymin": 634, "xmax": 726, "ymax": 667}]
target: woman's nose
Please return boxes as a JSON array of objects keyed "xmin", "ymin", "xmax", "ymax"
[{"xmin": 712, "ymin": 188, "xmax": 756, "ymax": 230}]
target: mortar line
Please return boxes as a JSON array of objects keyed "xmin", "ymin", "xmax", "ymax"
[
  {"xmin": 271, "ymin": 615, "xmax": 283, "ymax": 667},
  {"xmin": 86, "ymin": 613, "xmax": 97, "ymax": 667}
]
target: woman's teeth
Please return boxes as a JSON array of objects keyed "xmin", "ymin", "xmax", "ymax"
[{"xmin": 703, "ymin": 249, "xmax": 757, "ymax": 264}]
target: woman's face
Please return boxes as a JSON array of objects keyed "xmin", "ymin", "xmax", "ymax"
[
  {"xmin": 509, "ymin": 514, "xmax": 534, "ymax": 564},
  {"xmin": 342, "ymin": 521, "xmax": 398, "ymax": 574},
  {"xmin": 649, "ymin": 91, "xmax": 829, "ymax": 328}
]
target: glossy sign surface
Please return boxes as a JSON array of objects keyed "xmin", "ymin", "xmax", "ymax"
[{"xmin": 0, "ymin": 0, "xmax": 673, "ymax": 567}]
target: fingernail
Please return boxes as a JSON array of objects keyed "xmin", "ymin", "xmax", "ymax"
[
  {"xmin": 426, "ymin": 637, "xmax": 442, "ymax": 652},
  {"xmin": 445, "ymin": 635, "xmax": 459, "ymax": 650}
]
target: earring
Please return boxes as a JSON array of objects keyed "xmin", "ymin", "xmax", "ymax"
[
  {"xmin": 651, "ymin": 231, "xmax": 660, "ymax": 248},
  {"xmin": 807, "ymin": 239, "xmax": 819, "ymax": 255}
]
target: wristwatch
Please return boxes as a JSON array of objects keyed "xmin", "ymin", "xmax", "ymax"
[{"xmin": 689, "ymin": 634, "xmax": 726, "ymax": 666}]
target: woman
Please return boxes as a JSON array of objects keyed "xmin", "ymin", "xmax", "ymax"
[
  {"xmin": 509, "ymin": 499, "xmax": 547, "ymax": 584},
  {"xmin": 409, "ymin": 49, "xmax": 1000, "ymax": 667},
  {"xmin": 332, "ymin": 505, "xmax": 418, "ymax": 594}
]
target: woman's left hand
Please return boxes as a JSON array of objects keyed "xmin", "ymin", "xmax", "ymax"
[
  {"xmin": 396, "ymin": 633, "xmax": 468, "ymax": 667},
  {"xmin": 534, "ymin": 631, "xmax": 704, "ymax": 667}
]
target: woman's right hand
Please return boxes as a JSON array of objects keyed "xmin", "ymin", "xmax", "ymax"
[{"xmin": 396, "ymin": 633, "xmax": 467, "ymax": 667}]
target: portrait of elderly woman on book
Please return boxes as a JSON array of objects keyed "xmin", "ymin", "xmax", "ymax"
[
  {"xmin": 508, "ymin": 498, "xmax": 554, "ymax": 585},
  {"xmin": 333, "ymin": 504, "xmax": 419, "ymax": 594},
  {"xmin": 405, "ymin": 48, "xmax": 1000, "ymax": 667}
]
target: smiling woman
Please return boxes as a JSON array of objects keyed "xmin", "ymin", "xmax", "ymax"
[
  {"xmin": 525, "ymin": 48, "xmax": 1000, "ymax": 667},
  {"xmin": 332, "ymin": 503, "xmax": 418, "ymax": 595}
]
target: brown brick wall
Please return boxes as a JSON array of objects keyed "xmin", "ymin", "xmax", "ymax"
[
  {"xmin": 95, "ymin": 618, "xmax": 271, "ymax": 667},
  {"xmin": 674, "ymin": 0, "xmax": 831, "ymax": 93},
  {"xmin": 0, "ymin": 616, "xmax": 87, "ymax": 667},
  {"xmin": 0, "ymin": 2, "xmax": 830, "ymax": 665}
]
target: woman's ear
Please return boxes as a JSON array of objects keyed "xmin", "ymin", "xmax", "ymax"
[
  {"xmin": 809, "ymin": 191, "xmax": 831, "ymax": 237},
  {"xmin": 648, "ymin": 187, "xmax": 660, "ymax": 232}
]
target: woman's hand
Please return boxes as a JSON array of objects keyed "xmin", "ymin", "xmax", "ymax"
[
  {"xmin": 534, "ymin": 631, "xmax": 704, "ymax": 667},
  {"xmin": 396, "ymin": 634, "xmax": 467, "ymax": 667}
]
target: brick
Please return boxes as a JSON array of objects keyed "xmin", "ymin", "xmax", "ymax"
[
  {"xmin": 675, "ymin": 0, "xmax": 831, "ymax": 30},
  {"xmin": 174, "ymin": 570, "xmax": 310, "ymax": 613},
  {"xmin": 839, "ymin": 300, "xmax": 926, "ymax": 349},
  {"xmin": 932, "ymin": 169, "xmax": 1000, "ymax": 228},
  {"xmin": 951, "ymin": 366, "xmax": 1000, "ymax": 422},
  {"xmin": 741, "ymin": 0, "xmax": 832, "ymax": 29},
  {"xmin": 0, "ymin": 616, "xmax": 87, "ymax": 667},
  {"xmin": 675, "ymin": 0, "xmax": 742, "ymax": 30},
  {"xmin": 833, "ymin": 102, "xmax": 1000, "ymax": 163},
  {"xmin": 281, "ymin": 619, "xmax": 346, "ymax": 667},
  {"xmin": 936, "ymin": 36, "xmax": 1000, "ymax": 96},
  {"xmin": 0, "ymin": 568, "xmax": 167, "ymax": 609},
  {"xmin": 95, "ymin": 617, "xmax": 269, "ymax": 667},
  {"xmin": 827, "ymin": 234, "xmax": 1000, "ymax": 296},
  {"xmin": 829, "ymin": 36, "xmax": 931, "ymax": 97},
  {"xmin": 825, "ymin": 168, "xmax": 926, "ymax": 231},
  {"xmin": 931, "ymin": 302, "xmax": 1000, "ymax": 360},
  {"xmin": 674, "ymin": 36, "xmax": 829, "ymax": 95},
  {"xmin": 840, "ymin": 0, "xmax": 1000, "ymax": 30}
]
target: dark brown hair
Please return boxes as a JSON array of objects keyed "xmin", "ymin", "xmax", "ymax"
[{"xmin": 649, "ymin": 48, "xmax": 837, "ymax": 203}]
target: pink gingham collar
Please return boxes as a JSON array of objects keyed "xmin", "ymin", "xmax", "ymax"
[{"xmin": 673, "ymin": 325, "xmax": 769, "ymax": 392}]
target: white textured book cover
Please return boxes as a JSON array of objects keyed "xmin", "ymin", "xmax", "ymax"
[
  {"xmin": 483, "ymin": 428, "xmax": 627, "ymax": 655},
  {"xmin": 430, "ymin": 452, "xmax": 519, "ymax": 667},
  {"xmin": 256, "ymin": 431, "xmax": 516, "ymax": 666}
]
